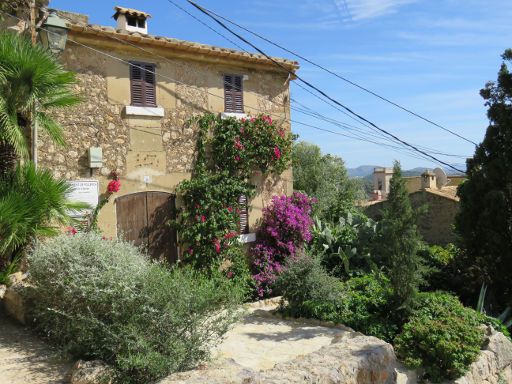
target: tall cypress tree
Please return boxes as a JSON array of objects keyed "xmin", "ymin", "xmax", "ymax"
[
  {"xmin": 379, "ymin": 161, "xmax": 424, "ymax": 315},
  {"xmin": 456, "ymin": 49, "xmax": 512, "ymax": 308}
]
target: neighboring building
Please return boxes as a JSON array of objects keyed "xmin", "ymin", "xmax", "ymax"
[
  {"xmin": 364, "ymin": 168, "xmax": 464, "ymax": 245},
  {"xmin": 1, "ymin": 6, "xmax": 299, "ymax": 261}
]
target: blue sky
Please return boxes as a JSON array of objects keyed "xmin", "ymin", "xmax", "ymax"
[{"xmin": 50, "ymin": 0, "xmax": 512, "ymax": 169}]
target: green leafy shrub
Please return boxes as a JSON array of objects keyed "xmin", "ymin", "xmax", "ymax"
[
  {"xmin": 276, "ymin": 257, "xmax": 397, "ymax": 341},
  {"xmin": 28, "ymin": 233, "xmax": 245, "ymax": 383},
  {"xmin": 334, "ymin": 273, "xmax": 398, "ymax": 342},
  {"xmin": 395, "ymin": 292, "xmax": 485, "ymax": 382},
  {"xmin": 419, "ymin": 243, "xmax": 460, "ymax": 292},
  {"xmin": 275, "ymin": 254, "xmax": 343, "ymax": 318}
]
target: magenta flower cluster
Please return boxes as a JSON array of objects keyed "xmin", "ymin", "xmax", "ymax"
[{"xmin": 251, "ymin": 192, "xmax": 315, "ymax": 297}]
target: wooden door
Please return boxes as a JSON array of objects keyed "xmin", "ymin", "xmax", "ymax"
[{"xmin": 116, "ymin": 192, "xmax": 178, "ymax": 264}]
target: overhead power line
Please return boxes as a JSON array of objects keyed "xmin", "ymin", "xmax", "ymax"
[
  {"xmin": 186, "ymin": 0, "xmax": 465, "ymax": 174},
  {"xmin": 53, "ymin": 9, "xmax": 462, "ymax": 164},
  {"xmin": 1, "ymin": 9, "xmax": 462, "ymax": 167},
  {"xmin": 185, "ymin": 1, "xmax": 478, "ymax": 147}
]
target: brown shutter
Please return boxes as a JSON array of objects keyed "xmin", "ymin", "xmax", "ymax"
[
  {"xmin": 130, "ymin": 62, "xmax": 156, "ymax": 107},
  {"xmin": 143, "ymin": 64, "xmax": 156, "ymax": 107},
  {"xmin": 130, "ymin": 63, "xmax": 144, "ymax": 106},
  {"xmin": 224, "ymin": 74, "xmax": 243, "ymax": 113},
  {"xmin": 238, "ymin": 195, "xmax": 249, "ymax": 234}
]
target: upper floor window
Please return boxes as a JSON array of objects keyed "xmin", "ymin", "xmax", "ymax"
[
  {"xmin": 224, "ymin": 74, "xmax": 243, "ymax": 113},
  {"xmin": 130, "ymin": 62, "xmax": 156, "ymax": 107}
]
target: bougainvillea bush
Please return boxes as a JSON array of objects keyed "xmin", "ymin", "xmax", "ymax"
[
  {"xmin": 174, "ymin": 113, "xmax": 294, "ymax": 284},
  {"xmin": 251, "ymin": 192, "xmax": 315, "ymax": 297}
]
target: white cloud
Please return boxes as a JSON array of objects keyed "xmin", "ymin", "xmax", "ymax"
[{"xmin": 344, "ymin": 0, "xmax": 416, "ymax": 20}]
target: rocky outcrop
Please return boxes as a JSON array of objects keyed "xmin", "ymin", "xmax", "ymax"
[
  {"xmin": 454, "ymin": 326, "xmax": 512, "ymax": 384},
  {"xmin": 69, "ymin": 360, "xmax": 114, "ymax": 384},
  {"xmin": 160, "ymin": 333, "xmax": 396, "ymax": 384},
  {"xmin": 3, "ymin": 273, "xmax": 32, "ymax": 324}
]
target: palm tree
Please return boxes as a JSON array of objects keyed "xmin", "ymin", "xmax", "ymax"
[
  {"xmin": 0, "ymin": 162, "xmax": 89, "ymax": 267},
  {"xmin": 0, "ymin": 31, "xmax": 79, "ymax": 174}
]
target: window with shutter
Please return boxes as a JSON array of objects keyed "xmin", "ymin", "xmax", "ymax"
[
  {"xmin": 238, "ymin": 195, "xmax": 249, "ymax": 234},
  {"xmin": 224, "ymin": 74, "xmax": 244, "ymax": 113},
  {"xmin": 130, "ymin": 62, "xmax": 157, "ymax": 107}
]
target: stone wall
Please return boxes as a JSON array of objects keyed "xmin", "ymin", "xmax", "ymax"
[
  {"xmin": 365, "ymin": 191, "xmax": 459, "ymax": 246},
  {"xmin": 38, "ymin": 36, "xmax": 293, "ymax": 237}
]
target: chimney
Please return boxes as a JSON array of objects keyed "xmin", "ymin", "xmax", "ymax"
[
  {"xmin": 113, "ymin": 6, "xmax": 151, "ymax": 34},
  {"xmin": 421, "ymin": 170, "xmax": 436, "ymax": 189}
]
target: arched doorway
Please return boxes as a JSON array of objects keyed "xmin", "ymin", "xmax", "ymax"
[{"xmin": 116, "ymin": 191, "xmax": 178, "ymax": 264}]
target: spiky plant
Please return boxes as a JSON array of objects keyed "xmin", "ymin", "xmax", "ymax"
[
  {"xmin": 0, "ymin": 31, "xmax": 79, "ymax": 174},
  {"xmin": 0, "ymin": 162, "xmax": 89, "ymax": 267}
]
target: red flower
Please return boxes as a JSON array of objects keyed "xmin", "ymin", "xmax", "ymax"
[
  {"xmin": 227, "ymin": 271, "xmax": 234, "ymax": 279},
  {"xmin": 224, "ymin": 231, "xmax": 238, "ymax": 239},
  {"xmin": 250, "ymin": 117, "xmax": 256, "ymax": 123},
  {"xmin": 273, "ymin": 146, "xmax": 281, "ymax": 160},
  {"xmin": 278, "ymin": 129, "xmax": 285, "ymax": 138},
  {"xmin": 234, "ymin": 138, "xmax": 244, "ymax": 150},
  {"xmin": 201, "ymin": 215, "xmax": 206, "ymax": 223},
  {"xmin": 66, "ymin": 226, "xmax": 77, "ymax": 235},
  {"xmin": 213, "ymin": 238, "xmax": 221, "ymax": 254},
  {"xmin": 107, "ymin": 179, "xmax": 121, "ymax": 193},
  {"xmin": 262, "ymin": 115, "xmax": 273, "ymax": 125},
  {"xmin": 188, "ymin": 248, "xmax": 194, "ymax": 255},
  {"xmin": 234, "ymin": 155, "xmax": 241, "ymax": 162},
  {"xmin": 227, "ymin": 206, "xmax": 233, "ymax": 213}
]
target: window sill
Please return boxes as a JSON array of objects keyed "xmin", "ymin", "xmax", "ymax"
[
  {"xmin": 124, "ymin": 105, "xmax": 165, "ymax": 117},
  {"xmin": 239, "ymin": 233, "xmax": 256, "ymax": 243},
  {"xmin": 221, "ymin": 112, "xmax": 246, "ymax": 120}
]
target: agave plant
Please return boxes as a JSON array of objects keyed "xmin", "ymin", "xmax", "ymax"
[
  {"xmin": 0, "ymin": 162, "xmax": 89, "ymax": 267},
  {"xmin": 477, "ymin": 283, "xmax": 512, "ymax": 330},
  {"xmin": 0, "ymin": 31, "xmax": 79, "ymax": 174}
]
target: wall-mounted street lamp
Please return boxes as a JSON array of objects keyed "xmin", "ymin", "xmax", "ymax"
[{"xmin": 39, "ymin": 10, "xmax": 69, "ymax": 55}]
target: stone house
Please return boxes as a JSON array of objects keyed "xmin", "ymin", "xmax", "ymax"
[
  {"xmin": 2, "ymin": 6, "xmax": 299, "ymax": 261},
  {"xmin": 365, "ymin": 170, "xmax": 461, "ymax": 245}
]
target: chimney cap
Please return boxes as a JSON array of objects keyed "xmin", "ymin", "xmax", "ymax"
[{"xmin": 113, "ymin": 6, "xmax": 151, "ymax": 20}]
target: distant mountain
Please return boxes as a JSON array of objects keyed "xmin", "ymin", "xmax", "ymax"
[
  {"xmin": 347, "ymin": 165, "xmax": 380, "ymax": 178},
  {"xmin": 348, "ymin": 164, "xmax": 466, "ymax": 178}
]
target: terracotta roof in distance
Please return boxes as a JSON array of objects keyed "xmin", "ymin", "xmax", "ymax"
[
  {"xmin": 113, "ymin": 6, "xmax": 151, "ymax": 20},
  {"xmin": 422, "ymin": 186, "xmax": 459, "ymax": 202}
]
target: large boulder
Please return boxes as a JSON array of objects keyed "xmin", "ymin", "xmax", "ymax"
[
  {"xmin": 160, "ymin": 333, "xmax": 396, "ymax": 384},
  {"xmin": 454, "ymin": 326, "xmax": 512, "ymax": 384},
  {"xmin": 69, "ymin": 360, "xmax": 114, "ymax": 384}
]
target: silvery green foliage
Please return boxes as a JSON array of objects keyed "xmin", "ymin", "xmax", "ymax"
[{"xmin": 28, "ymin": 233, "xmax": 245, "ymax": 383}]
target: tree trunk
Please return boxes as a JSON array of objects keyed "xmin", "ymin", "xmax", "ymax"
[{"xmin": 0, "ymin": 141, "xmax": 18, "ymax": 176}]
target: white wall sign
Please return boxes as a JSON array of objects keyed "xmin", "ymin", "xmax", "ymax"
[{"xmin": 67, "ymin": 180, "xmax": 99, "ymax": 217}]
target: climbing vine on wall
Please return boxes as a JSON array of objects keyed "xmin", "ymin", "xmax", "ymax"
[{"xmin": 175, "ymin": 113, "xmax": 294, "ymax": 271}]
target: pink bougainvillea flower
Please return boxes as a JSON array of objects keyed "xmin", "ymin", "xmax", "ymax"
[
  {"xmin": 273, "ymin": 146, "xmax": 281, "ymax": 160},
  {"xmin": 227, "ymin": 206, "xmax": 233, "ymax": 213},
  {"xmin": 107, "ymin": 179, "xmax": 121, "ymax": 193},
  {"xmin": 227, "ymin": 271, "xmax": 234, "ymax": 279},
  {"xmin": 278, "ymin": 129, "xmax": 285, "ymax": 138},
  {"xmin": 66, "ymin": 226, "xmax": 77, "ymax": 235},
  {"xmin": 201, "ymin": 215, "xmax": 206, "ymax": 223},
  {"xmin": 188, "ymin": 248, "xmax": 194, "ymax": 255},
  {"xmin": 250, "ymin": 117, "xmax": 256, "ymax": 123},
  {"xmin": 234, "ymin": 155, "xmax": 241, "ymax": 162},
  {"xmin": 234, "ymin": 138, "xmax": 244, "ymax": 150}
]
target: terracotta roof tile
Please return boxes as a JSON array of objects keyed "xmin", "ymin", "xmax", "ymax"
[{"xmin": 65, "ymin": 19, "xmax": 299, "ymax": 72}]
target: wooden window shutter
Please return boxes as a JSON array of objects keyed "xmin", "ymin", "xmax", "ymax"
[
  {"xmin": 224, "ymin": 74, "xmax": 244, "ymax": 113},
  {"xmin": 130, "ymin": 62, "xmax": 156, "ymax": 107},
  {"xmin": 238, "ymin": 195, "xmax": 249, "ymax": 234}
]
